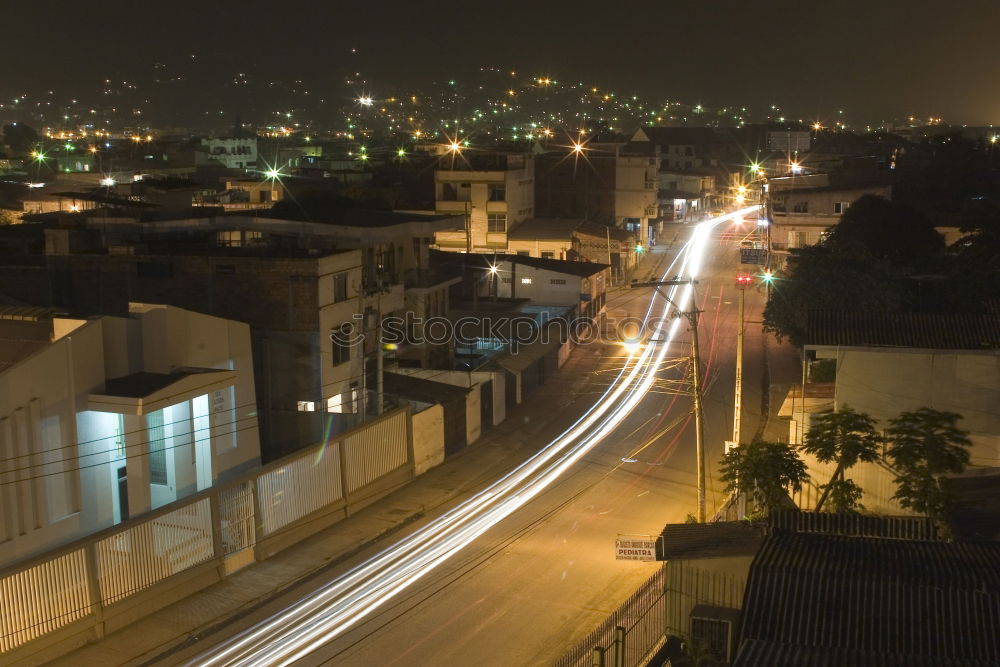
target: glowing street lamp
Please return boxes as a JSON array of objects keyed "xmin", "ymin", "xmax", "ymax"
[{"xmin": 264, "ymin": 167, "xmax": 281, "ymax": 180}]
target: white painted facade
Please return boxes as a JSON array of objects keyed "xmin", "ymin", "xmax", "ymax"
[
  {"xmin": 0, "ymin": 304, "xmax": 261, "ymax": 563},
  {"xmin": 200, "ymin": 137, "xmax": 258, "ymax": 170}
]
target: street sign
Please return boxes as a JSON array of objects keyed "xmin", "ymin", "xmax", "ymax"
[
  {"xmin": 740, "ymin": 248, "xmax": 768, "ymax": 265},
  {"xmin": 615, "ymin": 537, "xmax": 656, "ymax": 561}
]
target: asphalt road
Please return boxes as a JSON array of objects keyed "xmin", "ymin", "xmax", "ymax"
[{"xmin": 169, "ymin": 219, "xmax": 792, "ymax": 667}]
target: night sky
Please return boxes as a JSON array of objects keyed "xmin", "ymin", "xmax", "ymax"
[{"xmin": 5, "ymin": 0, "xmax": 999, "ymax": 125}]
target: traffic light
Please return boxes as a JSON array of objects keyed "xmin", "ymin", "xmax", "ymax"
[
  {"xmin": 635, "ymin": 243, "xmax": 644, "ymax": 254},
  {"xmin": 736, "ymin": 274, "xmax": 752, "ymax": 286},
  {"xmin": 762, "ymin": 270, "xmax": 774, "ymax": 284}
]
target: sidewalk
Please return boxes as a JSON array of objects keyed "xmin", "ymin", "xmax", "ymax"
[{"xmin": 49, "ymin": 248, "xmax": 670, "ymax": 667}]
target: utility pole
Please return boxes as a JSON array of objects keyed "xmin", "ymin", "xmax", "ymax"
[
  {"xmin": 732, "ymin": 275, "xmax": 751, "ymax": 448},
  {"xmin": 631, "ymin": 278, "xmax": 706, "ymax": 522}
]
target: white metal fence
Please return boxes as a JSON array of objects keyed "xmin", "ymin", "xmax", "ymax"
[{"xmin": 0, "ymin": 407, "xmax": 410, "ymax": 659}]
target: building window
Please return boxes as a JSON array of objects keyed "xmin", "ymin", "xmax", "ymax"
[
  {"xmin": 516, "ymin": 250, "xmax": 530, "ymax": 256},
  {"xmin": 541, "ymin": 252, "xmax": 555, "ymax": 259},
  {"xmin": 217, "ymin": 230, "xmax": 241, "ymax": 247},
  {"xmin": 488, "ymin": 184, "xmax": 506, "ymax": 201},
  {"xmin": 332, "ymin": 326, "xmax": 352, "ymax": 364},
  {"xmin": 333, "ymin": 272, "xmax": 348, "ymax": 302},
  {"xmin": 550, "ymin": 278, "xmax": 566, "ymax": 285},
  {"xmin": 793, "ymin": 201, "xmax": 809, "ymax": 213},
  {"xmin": 690, "ymin": 617, "xmax": 733, "ymax": 662},
  {"xmin": 147, "ymin": 411, "xmax": 167, "ymax": 486},
  {"xmin": 488, "ymin": 213, "xmax": 507, "ymax": 233},
  {"xmin": 684, "ymin": 147, "xmax": 693, "ymax": 156},
  {"xmin": 834, "ymin": 201, "xmax": 849, "ymax": 214},
  {"xmin": 521, "ymin": 277, "xmax": 532, "ymax": 285},
  {"xmin": 297, "ymin": 401, "xmax": 316, "ymax": 412}
]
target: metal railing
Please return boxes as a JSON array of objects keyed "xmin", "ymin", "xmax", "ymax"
[
  {"xmin": 554, "ymin": 566, "xmax": 667, "ymax": 667},
  {"xmin": 0, "ymin": 407, "xmax": 411, "ymax": 658}
]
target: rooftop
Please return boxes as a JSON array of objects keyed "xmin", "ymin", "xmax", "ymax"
[
  {"xmin": 805, "ymin": 310, "xmax": 1000, "ymax": 350},
  {"xmin": 655, "ymin": 521, "xmax": 767, "ymax": 560},
  {"xmin": 736, "ymin": 529, "xmax": 1000, "ymax": 665}
]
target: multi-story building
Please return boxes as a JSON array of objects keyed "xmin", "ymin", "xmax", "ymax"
[
  {"xmin": 768, "ymin": 174, "xmax": 893, "ymax": 251},
  {"xmin": 433, "ymin": 152, "xmax": 535, "ymax": 252},
  {"xmin": 534, "ymin": 142, "xmax": 659, "ymax": 243},
  {"xmin": 0, "ymin": 302, "xmax": 261, "ymax": 562},
  {"xmin": 0, "ymin": 210, "xmax": 461, "ymax": 459}
]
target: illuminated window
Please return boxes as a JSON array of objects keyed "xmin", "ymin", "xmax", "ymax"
[
  {"xmin": 297, "ymin": 401, "xmax": 315, "ymax": 412},
  {"xmin": 521, "ymin": 277, "xmax": 532, "ymax": 285}
]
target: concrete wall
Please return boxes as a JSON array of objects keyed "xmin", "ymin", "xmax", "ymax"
[
  {"xmin": 411, "ymin": 405, "xmax": 445, "ymax": 475},
  {"xmin": 821, "ymin": 347, "xmax": 1000, "ymax": 468}
]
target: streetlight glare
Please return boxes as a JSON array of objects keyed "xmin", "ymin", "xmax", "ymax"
[{"xmin": 264, "ymin": 168, "xmax": 281, "ymax": 179}]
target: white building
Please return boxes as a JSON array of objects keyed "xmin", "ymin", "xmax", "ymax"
[
  {"xmin": 0, "ymin": 303, "xmax": 261, "ymax": 563},
  {"xmin": 492, "ymin": 254, "xmax": 610, "ymax": 320},
  {"xmin": 200, "ymin": 137, "xmax": 258, "ymax": 170},
  {"xmin": 779, "ymin": 311, "xmax": 1000, "ymax": 514}
]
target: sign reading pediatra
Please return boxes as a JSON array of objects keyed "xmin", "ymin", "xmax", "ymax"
[
  {"xmin": 740, "ymin": 248, "xmax": 768, "ymax": 265},
  {"xmin": 615, "ymin": 536, "xmax": 656, "ymax": 561}
]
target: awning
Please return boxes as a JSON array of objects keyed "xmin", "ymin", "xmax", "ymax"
[{"xmin": 88, "ymin": 368, "xmax": 236, "ymax": 415}]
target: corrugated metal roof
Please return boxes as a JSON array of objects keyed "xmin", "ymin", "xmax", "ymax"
[
  {"xmin": 805, "ymin": 310, "xmax": 1000, "ymax": 350},
  {"xmin": 736, "ymin": 531, "xmax": 1000, "ymax": 665},
  {"xmin": 736, "ymin": 638, "xmax": 998, "ymax": 666},
  {"xmin": 770, "ymin": 510, "xmax": 941, "ymax": 541}
]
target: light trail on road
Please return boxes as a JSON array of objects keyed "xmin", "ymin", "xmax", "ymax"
[{"xmin": 190, "ymin": 207, "xmax": 759, "ymax": 667}]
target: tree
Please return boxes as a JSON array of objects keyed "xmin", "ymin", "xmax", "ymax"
[
  {"xmin": 719, "ymin": 439, "xmax": 809, "ymax": 516},
  {"xmin": 802, "ymin": 406, "xmax": 882, "ymax": 512},
  {"xmin": 826, "ymin": 194, "xmax": 944, "ymax": 265},
  {"xmin": 885, "ymin": 408, "xmax": 972, "ymax": 519},
  {"xmin": 763, "ymin": 242, "xmax": 903, "ymax": 345},
  {"xmin": 2, "ymin": 122, "xmax": 38, "ymax": 154}
]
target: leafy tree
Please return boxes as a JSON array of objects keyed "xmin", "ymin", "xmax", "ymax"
[
  {"xmin": 719, "ymin": 439, "xmax": 809, "ymax": 515},
  {"xmin": 826, "ymin": 194, "xmax": 944, "ymax": 264},
  {"xmin": 824, "ymin": 478, "xmax": 865, "ymax": 513},
  {"xmin": 763, "ymin": 243, "xmax": 903, "ymax": 345},
  {"xmin": 802, "ymin": 406, "xmax": 882, "ymax": 512},
  {"xmin": 885, "ymin": 408, "xmax": 972, "ymax": 519},
  {"xmin": 2, "ymin": 122, "xmax": 38, "ymax": 154}
]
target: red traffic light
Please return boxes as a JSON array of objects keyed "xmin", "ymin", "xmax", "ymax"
[{"xmin": 736, "ymin": 274, "xmax": 753, "ymax": 285}]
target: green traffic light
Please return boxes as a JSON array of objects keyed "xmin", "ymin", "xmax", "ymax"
[{"xmin": 762, "ymin": 270, "xmax": 774, "ymax": 283}]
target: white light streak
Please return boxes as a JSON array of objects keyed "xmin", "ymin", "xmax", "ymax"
[{"xmin": 192, "ymin": 207, "xmax": 760, "ymax": 666}]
